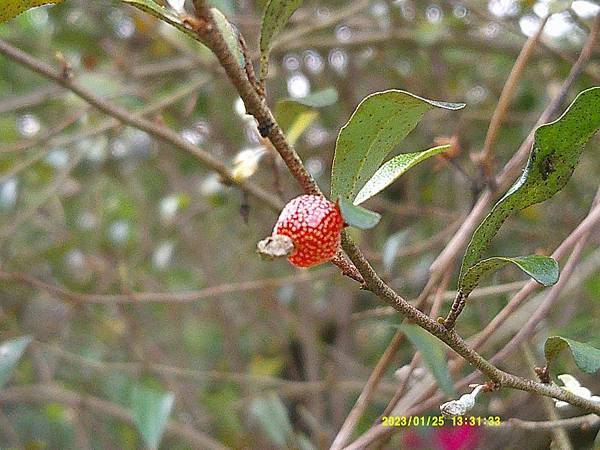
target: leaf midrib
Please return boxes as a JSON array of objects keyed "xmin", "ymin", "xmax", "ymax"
[{"xmin": 343, "ymin": 101, "xmax": 423, "ymax": 199}]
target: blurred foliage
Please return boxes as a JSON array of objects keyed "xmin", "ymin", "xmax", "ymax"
[{"xmin": 0, "ymin": 0, "xmax": 599, "ymax": 449}]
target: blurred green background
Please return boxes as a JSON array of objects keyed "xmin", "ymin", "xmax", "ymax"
[{"xmin": 1, "ymin": 0, "xmax": 599, "ymax": 448}]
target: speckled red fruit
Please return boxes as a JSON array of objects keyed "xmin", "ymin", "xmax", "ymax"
[{"xmin": 273, "ymin": 195, "xmax": 344, "ymax": 268}]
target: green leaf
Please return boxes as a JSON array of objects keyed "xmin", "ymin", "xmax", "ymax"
[
  {"xmin": 338, "ymin": 197, "xmax": 381, "ymax": 230},
  {"xmin": 0, "ymin": 336, "xmax": 32, "ymax": 389},
  {"xmin": 398, "ymin": 324, "xmax": 456, "ymax": 397},
  {"xmin": 274, "ymin": 89, "xmax": 337, "ymax": 145},
  {"xmin": 354, "ymin": 144, "xmax": 450, "ymax": 205},
  {"xmin": 274, "ymin": 101, "xmax": 318, "ymax": 146},
  {"xmin": 250, "ymin": 393, "xmax": 294, "ymax": 448},
  {"xmin": 259, "ymin": 0, "xmax": 303, "ymax": 55},
  {"xmin": 130, "ymin": 385, "xmax": 175, "ymax": 450},
  {"xmin": 544, "ymin": 336, "xmax": 600, "ymax": 374},
  {"xmin": 0, "ymin": 0, "xmax": 63, "ymax": 23},
  {"xmin": 331, "ymin": 90, "xmax": 465, "ymax": 201},
  {"xmin": 210, "ymin": 7, "xmax": 245, "ymax": 68},
  {"xmin": 122, "ymin": 0, "xmax": 195, "ymax": 38},
  {"xmin": 290, "ymin": 87, "xmax": 338, "ymax": 108},
  {"xmin": 459, "ymin": 255, "xmax": 559, "ymax": 295},
  {"xmin": 259, "ymin": 0, "xmax": 303, "ymax": 85},
  {"xmin": 460, "ymin": 87, "xmax": 600, "ymax": 283},
  {"xmin": 122, "ymin": 2, "xmax": 245, "ymax": 69},
  {"xmin": 382, "ymin": 229, "xmax": 410, "ymax": 273}
]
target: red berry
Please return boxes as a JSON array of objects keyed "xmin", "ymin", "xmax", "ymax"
[{"xmin": 273, "ymin": 195, "xmax": 344, "ymax": 268}]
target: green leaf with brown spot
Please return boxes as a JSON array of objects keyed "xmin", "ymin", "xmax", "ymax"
[
  {"xmin": 0, "ymin": 0, "xmax": 63, "ymax": 23},
  {"xmin": 460, "ymin": 87, "xmax": 600, "ymax": 283},
  {"xmin": 459, "ymin": 255, "xmax": 559, "ymax": 296},
  {"xmin": 330, "ymin": 90, "xmax": 465, "ymax": 201},
  {"xmin": 544, "ymin": 336, "xmax": 600, "ymax": 374}
]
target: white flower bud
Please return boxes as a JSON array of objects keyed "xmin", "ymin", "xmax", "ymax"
[
  {"xmin": 555, "ymin": 374, "xmax": 600, "ymax": 409},
  {"xmin": 440, "ymin": 385, "xmax": 484, "ymax": 417},
  {"xmin": 231, "ymin": 147, "xmax": 266, "ymax": 181}
]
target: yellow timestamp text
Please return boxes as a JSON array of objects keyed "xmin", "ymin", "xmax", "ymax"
[{"xmin": 381, "ymin": 415, "xmax": 502, "ymax": 427}]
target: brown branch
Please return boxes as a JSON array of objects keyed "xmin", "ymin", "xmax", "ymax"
[
  {"xmin": 181, "ymin": 3, "xmax": 600, "ymax": 428},
  {"xmin": 489, "ymin": 216, "xmax": 595, "ymax": 364},
  {"xmin": 503, "ymin": 414, "xmax": 600, "ymax": 431},
  {"xmin": 521, "ymin": 343, "xmax": 573, "ymax": 450},
  {"xmin": 0, "ymin": 38, "xmax": 282, "ymax": 213},
  {"xmin": 330, "ymin": 332, "xmax": 405, "ymax": 450},
  {"xmin": 39, "ymin": 342, "xmax": 398, "ymax": 399},
  {"xmin": 478, "ymin": 14, "xmax": 549, "ymax": 183},
  {"xmin": 189, "ymin": 2, "xmax": 363, "ymax": 283},
  {"xmin": 0, "ymin": 269, "xmax": 331, "ymax": 305},
  {"xmin": 0, "ymin": 84, "xmax": 63, "ymax": 114},
  {"xmin": 429, "ymin": 12, "xmax": 600, "ymax": 282}
]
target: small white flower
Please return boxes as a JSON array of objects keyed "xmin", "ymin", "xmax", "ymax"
[
  {"xmin": 160, "ymin": 195, "xmax": 180, "ymax": 221},
  {"xmin": 231, "ymin": 147, "xmax": 266, "ymax": 181},
  {"xmin": 555, "ymin": 374, "xmax": 600, "ymax": 409},
  {"xmin": 153, "ymin": 241, "xmax": 175, "ymax": 269},
  {"xmin": 199, "ymin": 173, "xmax": 224, "ymax": 197},
  {"xmin": 440, "ymin": 385, "xmax": 485, "ymax": 417},
  {"xmin": 166, "ymin": 0, "xmax": 185, "ymax": 13}
]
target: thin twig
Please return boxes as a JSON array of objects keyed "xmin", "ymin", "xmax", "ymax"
[
  {"xmin": 490, "ymin": 221, "xmax": 593, "ymax": 364},
  {"xmin": 0, "ymin": 384, "xmax": 227, "ymax": 450},
  {"xmin": 0, "ymin": 39, "xmax": 282, "ymax": 212},
  {"xmin": 38, "ymin": 342, "xmax": 398, "ymax": 398},
  {"xmin": 352, "ymin": 280, "xmax": 526, "ymax": 320},
  {"xmin": 429, "ymin": 12, "xmax": 600, "ymax": 283},
  {"xmin": 503, "ymin": 414, "xmax": 600, "ymax": 431},
  {"xmin": 0, "ymin": 84, "xmax": 63, "ymax": 114},
  {"xmin": 190, "ymin": 2, "xmax": 363, "ymax": 282},
  {"xmin": 521, "ymin": 343, "xmax": 573, "ymax": 450},
  {"xmin": 0, "ymin": 269, "xmax": 332, "ymax": 304},
  {"xmin": 478, "ymin": 14, "xmax": 549, "ymax": 183},
  {"xmin": 329, "ymin": 332, "xmax": 405, "ymax": 450}
]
